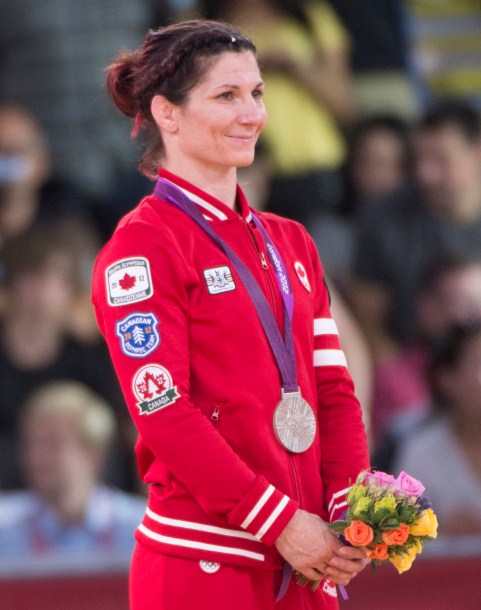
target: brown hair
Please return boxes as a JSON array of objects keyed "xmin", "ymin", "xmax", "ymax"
[{"xmin": 106, "ymin": 19, "xmax": 257, "ymax": 178}]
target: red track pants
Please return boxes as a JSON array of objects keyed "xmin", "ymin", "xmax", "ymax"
[{"xmin": 130, "ymin": 543, "xmax": 339, "ymax": 610}]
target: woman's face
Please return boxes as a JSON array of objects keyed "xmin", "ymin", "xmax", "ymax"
[{"xmin": 165, "ymin": 51, "xmax": 267, "ymax": 174}]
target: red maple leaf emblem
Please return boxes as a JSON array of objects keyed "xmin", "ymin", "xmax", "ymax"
[
  {"xmin": 119, "ymin": 273, "xmax": 137, "ymax": 291},
  {"xmin": 296, "ymin": 264, "xmax": 305, "ymax": 278}
]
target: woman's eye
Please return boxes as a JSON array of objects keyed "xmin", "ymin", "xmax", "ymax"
[
  {"xmin": 252, "ymin": 90, "xmax": 264, "ymax": 99},
  {"xmin": 218, "ymin": 91, "xmax": 233, "ymax": 100}
]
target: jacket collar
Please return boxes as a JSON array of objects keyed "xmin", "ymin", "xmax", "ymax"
[{"xmin": 157, "ymin": 168, "xmax": 253, "ymax": 223}]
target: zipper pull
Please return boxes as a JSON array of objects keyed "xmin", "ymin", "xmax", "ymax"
[
  {"xmin": 211, "ymin": 406, "xmax": 220, "ymax": 422},
  {"xmin": 259, "ymin": 251, "xmax": 268, "ymax": 269}
]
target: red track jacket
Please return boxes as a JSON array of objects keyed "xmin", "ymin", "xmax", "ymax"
[{"xmin": 92, "ymin": 169, "xmax": 369, "ymax": 569}]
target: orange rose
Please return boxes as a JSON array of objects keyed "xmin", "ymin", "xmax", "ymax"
[
  {"xmin": 366, "ymin": 543, "xmax": 389, "ymax": 561},
  {"xmin": 382, "ymin": 523, "xmax": 410, "ymax": 546},
  {"xmin": 344, "ymin": 520, "xmax": 374, "ymax": 547}
]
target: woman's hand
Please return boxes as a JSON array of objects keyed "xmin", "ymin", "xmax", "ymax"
[
  {"xmin": 274, "ymin": 509, "xmax": 343, "ymax": 582},
  {"xmin": 325, "ymin": 545, "xmax": 370, "ymax": 586}
]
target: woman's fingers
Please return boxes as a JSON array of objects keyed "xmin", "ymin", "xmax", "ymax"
[{"xmin": 324, "ymin": 555, "xmax": 370, "ymax": 584}]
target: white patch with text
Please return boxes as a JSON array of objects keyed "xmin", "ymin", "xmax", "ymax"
[
  {"xmin": 106, "ymin": 257, "xmax": 153, "ymax": 307},
  {"xmin": 203, "ymin": 266, "xmax": 236, "ymax": 295}
]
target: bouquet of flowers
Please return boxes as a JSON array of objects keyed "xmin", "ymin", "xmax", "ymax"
[{"xmin": 296, "ymin": 470, "xmax": 438, "ymax": 590}]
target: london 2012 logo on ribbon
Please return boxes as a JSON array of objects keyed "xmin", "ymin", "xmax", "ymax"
[
  {"xmin": 132, "ymin": 364, "xmax": 180, "ymax": 415},
  {"xmin": 116, "ymin": 312, "xmax": 160, "ymax": 358}
]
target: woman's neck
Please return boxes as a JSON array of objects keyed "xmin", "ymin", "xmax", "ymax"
[{"xmin": 163, "ymin": 161, "xmax": 238, "ymax": 210}]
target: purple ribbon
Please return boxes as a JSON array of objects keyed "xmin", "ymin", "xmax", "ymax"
[
  {"xmin": 276, "ymin": 562, "xmax": 293, "ymax": 602},
  {"xmin": 250, "ymin": 213, "xmax": 294, "ymax": 321},
  {"xmin": 154, "ymin": 179, "xmax": 299, "ymax": 393}
]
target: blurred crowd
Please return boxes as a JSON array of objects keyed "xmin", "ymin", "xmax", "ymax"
[{"xmin": 0, "ymin": 0, "xmax": 480, "ymax": 575}]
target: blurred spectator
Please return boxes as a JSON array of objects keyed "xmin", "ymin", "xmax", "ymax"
[
  {"xmin": 373, "ymin": 256, "xmax": 481, "ymax": 450},
  {"xmin": 329, "ymin": 0, "xmax": 419, "ymax": 118},
  {"xmin": 0, "ymin": 381, "xmax": 145, "ymax": 573},
  {"xmin": 393, "ymin": 323, "xmax": 481, "ymax": 557},
  {"xmin": 0, "ymin": 105, "xmax": 94, "ymax": 250},
  {"xmin": 309, "ymin": 114, "xmax": 411, "ymax": 283},
  {"xmin": 196, "ymin": 0, "xmax": 356, "ymax": 223},
  {"xmin": 0, "ymin": 222, "xmax": 129, "ymax": 490},
  {"xmin": 0, "ymin": 1, "xmax": 151, "ymax": 206},
  {"xmin": 344, "ymin": 115, "xmax": 412, "ymax": 208},
  {"xmin": 407, "ymin": 0, "xmax": 481, "ymax": 110},
  {"xmin": 351, "ymin": 101, "xmax": 481, "ymax": 360}
]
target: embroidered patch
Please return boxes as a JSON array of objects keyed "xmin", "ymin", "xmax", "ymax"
[
  {"xmin": 116, "ymin": 312, "xmax": 160, "ymax": 358},
  {"xmin": 106, "ymin": 257, "xmax": 153, "ymax": 307},
  {"xmin": 322, "ymin": 580, "xmax": 337, "ymax": 597},
  {"xmin": 203, "ymin": 266, "xmax": 236, "ymax": 294},
  {"xmin": 294, "ymin": 261, "xmax": 311, "ymax": 292},
  {"xmin": 199, "ymin": 560, "xmax": 221, "ymax": 574},
  {"xmin": 132, "ymin": 364, "xmax": 180, "ymax": 415}
]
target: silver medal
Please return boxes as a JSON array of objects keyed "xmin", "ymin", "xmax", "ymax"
[{"xmin": 273, "ymin": 390, "xmax": 316, "ymax": 453}]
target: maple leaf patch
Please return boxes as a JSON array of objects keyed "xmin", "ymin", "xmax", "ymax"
[
  {"xmin": 106, "ymin": 257, "xmax": 153, "ymax": 307},
  {"xmin": 294, "ymin": 261, "xmax": 311, "ymax": 292},
  {"xmin": 119, "ymin": 273, "xmax": 137, "ymax": 291}
]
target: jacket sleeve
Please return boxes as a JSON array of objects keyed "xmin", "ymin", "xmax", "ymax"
[
  {"xmin": 307, "ymin": 235, "xmax": 370, "ymax": 522},
  {"xmin": 92, "ymin": 221, "xmax": 298, "ymax": 545}
]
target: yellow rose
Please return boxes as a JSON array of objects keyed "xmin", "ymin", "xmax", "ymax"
[
  {"xmin": 410, "ymin": 509, "xmax": 438, "ymax": 538},
  {"xmin": 389, "ymin": 553, "xmax": 413, "ymax": 574},
  {"xmin": 352, "ymin": 497, "xmax": 372, "ymax": 519},
  {"xmin": 347, "ymin": 484, "xmax": 367, "ymax": 504},
  {"xmin": 388, "ymin": 542, "xmax": 421, "ymax": 574},
  {"xmin": 374, "ymin": 494, "xmax": 397, "ymax": 515}
]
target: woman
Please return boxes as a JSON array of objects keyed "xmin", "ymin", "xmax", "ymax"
[
  {"xmin": 92, "ymin": 20, "xmax": 369, "ymax": 610},
  {"xmin": 197, "ymin": 0, "xmax": 356, "ymax": 223}
]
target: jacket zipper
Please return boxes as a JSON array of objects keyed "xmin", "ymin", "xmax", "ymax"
[{"xmin": 211, "ymin": 405, "xmax": 220, "ymax": 422}]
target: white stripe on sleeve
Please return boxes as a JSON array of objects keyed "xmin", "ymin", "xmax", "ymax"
[
  {"xmin": 255, "ymin": 496, "xmax": 290, "ymax": 539},
  {"xmin": 240, "ymin": 485, "xmax": 275, "ymax": 529},
  {"xmin": 313, "ymin": 318, "xmax": 339, "ymax": 336},
  {"xmin": 313, "ymin": 349, "xmax": 347, "ymax": 367},
  {"xmin": 327, "ymin": 487, "xmax": 351, "ymax": 512}
]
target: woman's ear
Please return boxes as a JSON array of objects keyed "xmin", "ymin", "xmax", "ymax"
[{"xmin": 151, "ymin": 95, "xmax": 178, "ymax": 133}]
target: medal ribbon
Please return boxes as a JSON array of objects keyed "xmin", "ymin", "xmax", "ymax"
[{"xmin": 154, "ymin": 179, "xmax": 299, "ymax": 393}]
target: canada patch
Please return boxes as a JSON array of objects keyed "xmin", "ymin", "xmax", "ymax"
[
  {"xmin": 116, "ymin": 312, "xmax": 160, "ymax": 358},
  {"xmin": 322, "ymin": 580, "xmax": 337, "ymax": 598},
  {"xmin": 294, "ymin": 261, "xmax": 311, "ymax": 292},
  {"xmin": 203, "ymin": 266, "xmax": 236, "ymax": 294},
  {"xmin": 132, "ymin": 364, "xmax": 180, "ymax": 415},
  {"xmin": 106, "ymin": 257, "xmax": 153, "ymax": 307}
]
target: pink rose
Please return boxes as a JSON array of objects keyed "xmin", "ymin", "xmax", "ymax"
[
  {"xmin": 366, "ymin": 471, "xmax": 396, "ymax": 488},
  {"xmin": 394, "ymin": 471, "xmax": 425, "ymax": 497}
]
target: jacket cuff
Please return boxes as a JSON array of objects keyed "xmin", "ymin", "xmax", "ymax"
[
  {"xmin": 327, "ymin": 485, "xmax": 351, "ymax": 522},
  {"xmin": 228, "ymin": 476, "xmax": 298, "ymax": 545}
]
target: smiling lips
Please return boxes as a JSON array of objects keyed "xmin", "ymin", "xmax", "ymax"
[{"xmin": 227, "ymin": 134, "xmax": 257, "ymax": 141}]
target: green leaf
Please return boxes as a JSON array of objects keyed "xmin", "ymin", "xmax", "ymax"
[{"xmin": 328, "ymin": 521, "xmax": 347, "ymax": 534}]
